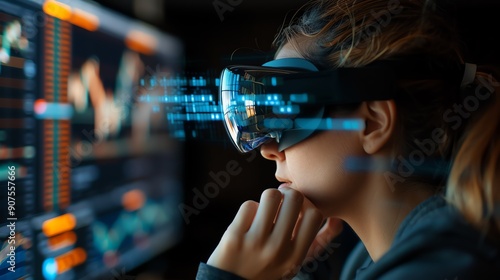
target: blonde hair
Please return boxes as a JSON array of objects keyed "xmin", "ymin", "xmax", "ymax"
[
  {"xmin": 274, "ymin": 0, "xmax": 500, "ymax": 235},
  {"xmin": 446, "ymin": 69, "xmax": 500, "ymax": 236}
]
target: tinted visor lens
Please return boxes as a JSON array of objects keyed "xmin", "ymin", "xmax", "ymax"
[{"xmin": 220, "ymin": 66, "xmax": 300, "ymax": 153}]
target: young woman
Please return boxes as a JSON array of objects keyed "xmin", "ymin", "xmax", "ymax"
[{"xmin": 197, "ymin": 0, "xmax": 500, "ymax": 279}]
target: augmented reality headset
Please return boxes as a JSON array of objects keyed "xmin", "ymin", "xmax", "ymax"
[{"xmin": 219, "ymin": 57, "xmax": 464, "ymax": 153}]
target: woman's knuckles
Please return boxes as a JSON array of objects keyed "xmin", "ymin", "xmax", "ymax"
[
  {"xmin": 262, "ymin": 188, "xmax": 283, "ymax": 200},
  {"xmin": 280, "ymin": 187, "xmax": 304, "ymax": 203}
]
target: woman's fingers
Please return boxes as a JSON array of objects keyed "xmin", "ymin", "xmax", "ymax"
[
  {"xmin": 304, "ymin": 217, "xmax": 343, "ymax": 261},
  {"xmin": 272, "ymin": 187, "xmax": 304, "ymax": 241},
  {"xmin": 208, "ymin": 201, "xmax": 259, "ymax": 269},
  {"xmin": 317, "ymin": 218, "xmax": 343, "ymax": 242},
  {"xmin": 291, "ymin": 195, "xmax": 324, "ymax": 259},
  {"xmin": 248, "ymin": 189, "xmax": 283, "ymax": 238},
  {"xmin": 228, "ymin": 200, "xmax": 259, "ymax": 235}
]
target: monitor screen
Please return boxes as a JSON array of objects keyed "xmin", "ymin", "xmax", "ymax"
[{"xmin": 0, "ymin": 0, "xmax": 184, "ymax": 279}]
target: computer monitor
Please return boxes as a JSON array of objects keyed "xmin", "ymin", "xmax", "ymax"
[{"xmin": 0, "ymin": 0, "xmax": 184, "ymax": 279}]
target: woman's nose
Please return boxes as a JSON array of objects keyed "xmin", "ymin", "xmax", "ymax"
[{"xmin": 260, "ymin": 140, "xmax": 286, "ymax": 162}]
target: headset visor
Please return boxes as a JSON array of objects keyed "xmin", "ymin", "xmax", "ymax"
[{"xmin": 219, "ymin": 64, "xmax": 388, "ymax": 153}]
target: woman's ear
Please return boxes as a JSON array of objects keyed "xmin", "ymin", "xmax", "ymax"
[{"xmin": 358, "ymin": 100, "xmax": 397, "ymax": 154}]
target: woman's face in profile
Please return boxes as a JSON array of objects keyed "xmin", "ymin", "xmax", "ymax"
[{"xmin": 260, "ymin": 43, "xmax": 369, "ymax": 217}]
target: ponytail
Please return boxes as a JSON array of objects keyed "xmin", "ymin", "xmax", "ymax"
[{"xmin": 446, "ymin": 67, "xmax": 500, "ymax": 238}]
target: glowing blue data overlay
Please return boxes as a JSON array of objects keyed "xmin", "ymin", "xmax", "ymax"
[
  {"xmin": 237, "ymin": 94, "xmax": 283, "ymax": 102},
  {"xmin": 263, "ymin": 118, "xmax": 365, "ymax": 131},
  {"xmin": 318, "ymin": 118, "xmax": 365, "ymax": 131},
  {"xmin": 137, "ymin": 94, "xmax": 214, "ymax": 103},
  {"xmin": 140, "ymin": 76, "xmax": 209, "ymax": 87},
  {"xmin": 186, "ymin": 104, "xmax": 220, "ymax": 113},
  {"xmin": 166, "ymin": 112, "xmax": 222, "ymax": 122},
  {"xmin": 273, "ymin": 105, "xmax": 300, "ymax": 114},
  {"xmin": 137, "ymin": 73, "xmax": 226, "ymax": 141},
  {"xmin": 290, "ymin": 93, "xmax": 308, "ymax": 103},
  {"xmin": 232, "ymin": 93, "xmax": 309, "ymax": 104},
  {"xmin": 137, "ymin": 70, "xmax": 364, "ymax": 142}
]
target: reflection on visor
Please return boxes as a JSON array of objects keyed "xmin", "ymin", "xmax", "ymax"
[{"xmin": 220, "ymin": 66, "xmax": 300, "ymax": 153}]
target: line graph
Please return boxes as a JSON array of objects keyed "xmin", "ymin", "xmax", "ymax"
[
  {"xmin": 0, "ymin": 20, "xmax": 29, "ymax": 73},
  {"xmin": 68, "ymin": 51, "xmax": 144, "ymax": 139},
  {"xmin": 92, "ymin": 199, "xmax": 173, "ymax": 254}
]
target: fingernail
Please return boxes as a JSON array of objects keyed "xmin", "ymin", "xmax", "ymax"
[{"xmin": 278, "ymin": 183, "xmax": 290, "ymax": 190}]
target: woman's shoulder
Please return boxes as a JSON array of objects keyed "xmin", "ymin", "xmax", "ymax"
[{"xmin": 359, "ymin": 195, "xmax": 500, "ymax": 280}]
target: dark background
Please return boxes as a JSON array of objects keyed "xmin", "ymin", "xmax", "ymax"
[{"xmin": 88, "ymin": 0, "xmax": 500, "ymax": 279}]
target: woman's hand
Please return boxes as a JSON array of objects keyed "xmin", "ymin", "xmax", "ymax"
[
  {"xmin": 303, "ymin": 217, "xmax": 343, "ymax": 265},
  {"xmin": 206, "ymin": 187, "xmax": 325, "ymax": 279}
]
